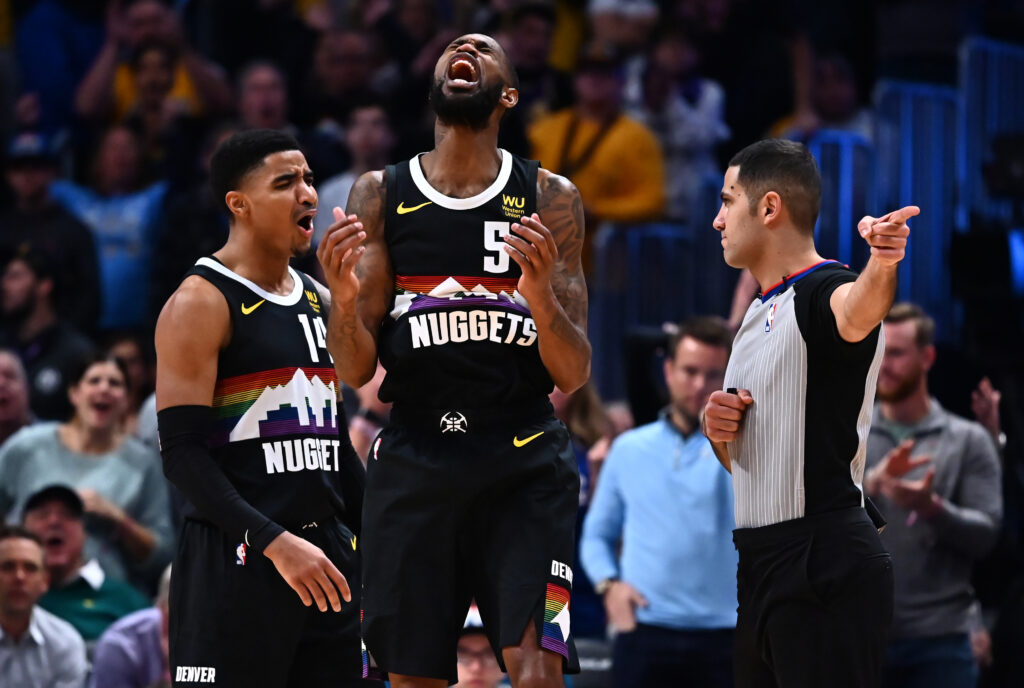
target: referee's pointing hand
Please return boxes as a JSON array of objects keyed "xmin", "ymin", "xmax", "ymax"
[
  {"xmin": 857, "ymin": 205, "xmax": 919, "ymax": 267},
  {"xmin": 703, "ymin": 389, "xmax": 754, "ymax": 443},
  {"xmin": 264, "ymin": 532, "xmax": 352, "ymax": 612}
]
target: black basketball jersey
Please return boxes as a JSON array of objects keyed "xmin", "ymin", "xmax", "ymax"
[
  {"xmin": 186, "ymin": 257, "xmax": 349, "ymax": 527},
  {"xmin": 378, "ymin": 149, "xmax": 554, "ymax": 408}
]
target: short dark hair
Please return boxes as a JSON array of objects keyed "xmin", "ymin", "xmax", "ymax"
[
  {"xmin": 884, "ymin": 302, "xmax": 935, "ymax": 348},
  {"xmin": 6, "ymin": 245, "xmax": 55, "ymax": 282},
  {"xmin": 668, "ymin": 315, "xmax": 733, "ymax": 358},
  {"xmin": 728, "ymin": 139, "xmax": 822, "ymax": 234},
  {"xmin": 209, "ymin": 129, "xmax": 301, "ymax": 217},
  {"xmin": 68, "ymin": 351, "xmax": 129, "ymax": 390},
  {"xmin": 0, "ymin": 524, "xmax": 43, "ymax": 548}
]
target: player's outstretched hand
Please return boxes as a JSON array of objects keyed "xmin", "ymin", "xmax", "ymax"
[
  {"xmin": 317, "ymin": 207, "xmax": 366, "ymax": 306},
  {"xmin": 857, "ymin": 205, "xmax": 919, "ymax": 267},
  {"xmin": 702, "ymin": 389, "xmax": 754, "ymax": 443},
  {"xmin": 263, "ymin": 531, "xmax": 351, "ymax": 612},
  {"xmin": 505, "ymin": 213, "xmax": 558, "ymax": 303}
]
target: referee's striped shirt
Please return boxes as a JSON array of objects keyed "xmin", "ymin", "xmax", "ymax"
[{"xmin": 723, "ymin": 261, "xmax": 884, "ymax": 529}]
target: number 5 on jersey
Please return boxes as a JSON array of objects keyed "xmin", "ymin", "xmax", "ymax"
[
  {"xmin": 484, "ymin": 221, "xmax": 511, "ymax": 274},
  {"xmin": 297, "ymin": 314, "xmax": 333, "ymax": 363}
]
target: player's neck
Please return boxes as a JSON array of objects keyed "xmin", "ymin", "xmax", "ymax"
[
  {"xmin": 749, "ymin": 235, "xmax": 823, "ymax": 296},
  {"xmin": 214, "ymin": 235, "xmax": 296, "ymax": 296},
  {"xmin": 422, "ymin": 125, "xmax": 503, "ymax": 197},
  {"xmin": 881, "ymin": 386, "xmax": 931, "ymax": 425}
]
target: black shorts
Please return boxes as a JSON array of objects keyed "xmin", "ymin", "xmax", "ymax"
[
  {"xmin": 361, "ymin": 402, "xmax": 581, "ymax": 683},
  {"xmin": 169, "ymin": 516, "xmax": 377, "ymax": 688},
  {"xmin": 732, "ymin": 507, "xmax": 894, "ymax": 688}
]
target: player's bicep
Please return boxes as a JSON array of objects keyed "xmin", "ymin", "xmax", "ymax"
[
  {"xmin": 538, "ymin": 171, "xmax": 588, "ymax": 331},
  {"xmin": 346, "ymin": 171, "xmax": 393, "ymax": 337},
  {"xmin": 154, "ymin": 277, "xmax": 229, "ymax": 410}
]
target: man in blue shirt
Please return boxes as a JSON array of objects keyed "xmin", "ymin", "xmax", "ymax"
[{"xmin": 581, "ymin": 315, "xmax": 736, "ymax": 687}]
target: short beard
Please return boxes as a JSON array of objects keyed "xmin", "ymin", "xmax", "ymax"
[
  {"xmin": 429, "ymin": 78, "xmax": 504, "ymax": 131},
  {"xmin": 877, "ymin": 369, "xmax": 923, "ymax": 403}
]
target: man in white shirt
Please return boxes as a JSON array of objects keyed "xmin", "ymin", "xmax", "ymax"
[{"xmin": 0, "ymin": 524, "xmax": 87, "ymax": 688}]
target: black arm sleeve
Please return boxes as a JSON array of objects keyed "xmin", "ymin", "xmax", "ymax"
[{"xmin": 158, "ymin": 405, "xmax": 284, "ymax": 552}]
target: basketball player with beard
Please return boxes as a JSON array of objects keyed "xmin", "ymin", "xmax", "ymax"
[{"xmin": 318, "ymin": 34, "xmax": 589, "ymax": 688}]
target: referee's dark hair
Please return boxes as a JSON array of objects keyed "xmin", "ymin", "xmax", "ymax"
[
  {"xmin": 209, "ymin": 129, "xmax": 302, "ymax": 220},
  {"xmin": 668, "ymin": 315, "xmax": 734, "ymax": 359},
  {"xmin": 884, "ymin": 302, "xmax": 936, "ymax": 349},
  {"xmin": 729, "ymin": 138, "xmax": 822, "ymax": 235}
]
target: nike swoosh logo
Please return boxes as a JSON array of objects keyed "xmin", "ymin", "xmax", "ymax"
[
  {"xmin": 350, "ymin": 535, "xmax": 357, "ymax": 551},
  {"xmin": 397, "ymin": 201, "xmax": 433, "ymax": 215},
  {"xmin": 240, "ymin": 300, "xmax": 265, "ymax": 315},
  {"xmin": 513, "ymin": 431, "xmax": 545, "ymax": 448}
]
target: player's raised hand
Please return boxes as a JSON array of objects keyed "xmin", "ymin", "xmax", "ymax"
[
  {"xmin": 263, "ymin": 531, "xmax": 351, "ymax": 612},
  {"xmin": 702, "ymin": 389, "xmax": 754, "ymax": 443},
  {"xmin": 857, "ymin": 205, "xmax": 919, "ymax": 267},
  {"xmin": 317, "ymin": 207, "xmax": 366, "ymax": 305},
  {"xmin": 505, "ymin": 213, "xmax": 559, "ymax": 303}
]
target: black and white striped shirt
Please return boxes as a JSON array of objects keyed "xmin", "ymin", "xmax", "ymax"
[{"xmin": 724, "ymin": 261, "xmax": 884, "ymax": 528}]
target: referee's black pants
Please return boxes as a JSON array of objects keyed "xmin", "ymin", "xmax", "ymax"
[{"xmin": 733, "ymin": 507, "xmax": 894, "ymax": 688}]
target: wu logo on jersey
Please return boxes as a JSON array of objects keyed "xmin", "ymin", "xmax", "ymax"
[
  {"xmin": 501, "ymin": 194, "xmax": 526, "ymax": 219},
  {"xmin": 765, "ymin": 303, "xmax": 777, "ymax": 333},
  {"xmin": 305, "ymin": 289, "xmax": 321, "ymax": 313}
]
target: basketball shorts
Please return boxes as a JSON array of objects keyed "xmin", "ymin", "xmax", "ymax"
[
  {"xmin": 361, "ymin": 402, "xmax": 582, "ymax": 683},
  {"xmin": 732, "ymin": 506, "xmax": 894, "ymax": 688},
  {"xmin": 169, "ymin": 516, "xmax": 378, "ymax": 687}
]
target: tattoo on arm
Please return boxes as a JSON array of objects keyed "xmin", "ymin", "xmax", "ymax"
[{"xmin": 538, "ymin": 173, "xmax": 588, "ymax": 335}]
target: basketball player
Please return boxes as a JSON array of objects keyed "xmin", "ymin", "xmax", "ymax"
[
  {"xmin": 154, "ymin": 130, "xmax": 376, "ymax": 687},
  {"xmin": 318, "ymin": 34, "xmax": 590, "ymax": 688},
  {"xmin": 702, "ymin": 138, "xmax": 918, "ymax": 688}
]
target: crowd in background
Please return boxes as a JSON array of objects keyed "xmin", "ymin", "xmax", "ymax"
[{"xmin": 0, "ymin": 1, "xmax": 1023, "ymax": 687}]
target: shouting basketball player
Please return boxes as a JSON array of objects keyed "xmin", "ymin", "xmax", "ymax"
[
  {"xmin": 319, "ymin": 33, "xmax": 590, "ymax": 688},
  {"xmin": 154, "ymin": 130, "xmax": 376, "ymax": 687}
]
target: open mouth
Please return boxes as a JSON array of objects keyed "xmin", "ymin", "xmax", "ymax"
[
  {"xmin": 92, "ymin": 401, "xmax": 113, "ymax": 414},
  {"xmin": 45, "ymin": 534, "xmax": 65, "ymax": 548},
  {"xmin": 296, "ymin": 210, "xmax": 316, "ymax": 236},
  {"xmin": 446, "ymin": 55, "xmax": 479, "ymax": 89}
]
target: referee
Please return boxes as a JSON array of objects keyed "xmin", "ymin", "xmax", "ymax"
[{"xmin": 702, "ymin": 139, "xmax": 918, "ymax": 688}]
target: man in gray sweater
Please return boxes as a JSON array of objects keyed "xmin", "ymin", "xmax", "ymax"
[{"xmin": 864, "ymin": 303, "xmax": 1002, "ymax": 688}]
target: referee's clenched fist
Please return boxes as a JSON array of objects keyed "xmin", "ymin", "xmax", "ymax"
[{"xmin": 702, "ymin": 388, "xmax": 754, "ymax": 444}]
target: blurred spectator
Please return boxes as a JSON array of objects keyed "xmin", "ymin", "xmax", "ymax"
[
  {"xmin": 623, "ymin": 28, "xmax": 729, "ymax": 222},
  {"xmin": 151, "ymin": 122, "xmax": 237, "ymax": 314},
  {"xmin": 551, "ymin": 380, "xmax": 611, "ymax": 639},
  {"xmin": 0, "ymin": 131, "xmax": 101, "ymax": 331},
  {"xmin": 588, "ymin": 0, "xmax": 659, "ymax": 62},
  {"xmin": 0, "ymin": 349, "xmax": 32, "ymax": 445},
  {"xmin": 529, "ymin": 45, "xmax": 665, "ymax": 267},
  {"xmin": 863, "ymin": 303, "xmax": 1002, "ymax": 688},
  {"xmin": 313, "ymin": 98, "xmax": 396, "ymax": 242},
  {"xmin": 0, "ymin": 525, "xmax": 88, "ymax": 688},
  {"xmin": 771, "ymin": 52, "xmax": 874, "ymax": 143},
  {"xmin": 13, "ymin": 0, "xmax": 105, "ymax": 133},
  {"xmin": 296, "ymin": 29, "xmax": 378, "ymax": 134},
  {"xmin": 104, "ymin": 331, "xmax": 153, "ymax": 436},
  {"xmin": 455, "ymin": 606, "xmax": 506, "ymax": 688},
  {"xmin": 0, "ymin": 248, "xmax": 93, "ymax": 421},
  {"xmin": 74, "ymin": 0, "xmax": 231, "ymax": 123},
  {"xmin": 22, "ymin": 485, "xmax": 149, "ymax": 641},
  {"xmin": 581, "ymin": 316, "xmax": 736, "ymax": 687},
  {"xmin": 500, "ymin": 2, "xmax": 574, "ymax": 126},
  {"xmin": 237, "ymin": 60, "xmax": 294, "ymax": 133},
  {"xmin": 90, "ymin": 564, "xmax": 172, "ymax": 688},
  {"xmin": 121, "ymin": 40, "xmax": 207, "ymax": 186},
  {"xmin": 0, "ymin": 353, "xmax": 174, "ymax": 591},
  {"xmin": 50, "ymin": 124, "xmax": 169, "ymax": 332}
]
